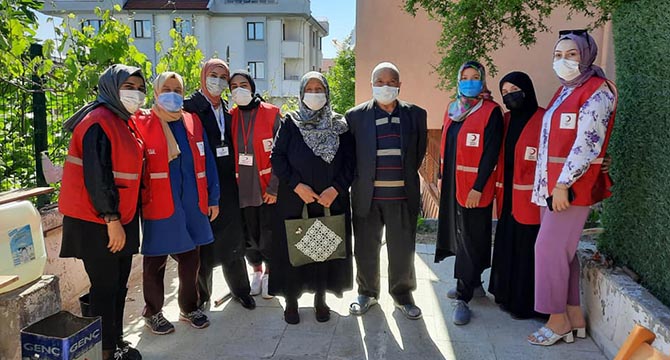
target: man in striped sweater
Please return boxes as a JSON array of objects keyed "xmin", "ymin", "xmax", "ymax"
[{"xmin": 346, "ymin": 62, "xmax": 428, "ymax": 320}]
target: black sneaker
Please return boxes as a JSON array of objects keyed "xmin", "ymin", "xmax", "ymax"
[
  {"xmin": 144, "ymin": 312, "xmax": 175, "ymax": 335},
  {"xmin": 116, "ymin": 340, "xmax": 142, "ymax": 360},
  {"xmin": 179, "ymin": 309, "xmax": 210, "ymax": 329}
]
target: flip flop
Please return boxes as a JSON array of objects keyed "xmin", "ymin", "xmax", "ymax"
[{"xmin": 349, "ymin": 295, "xmax": 378, "ymax": 315}]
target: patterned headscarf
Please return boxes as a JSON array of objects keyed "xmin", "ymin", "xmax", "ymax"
[
  {"xmin": 289, "ymin": 71, "xmax": 348, "ymax": 163},
  {"xmin": 447, "ymin": 61, "xmax": 492, "ymax": 122},
  {"xmin": 555, "ymin": 32, "xmax": 607, "ymax": 88},
  {"xmin": 63, "ymin": 64, "xmax": 144, "ymax": 131},
  {"xmin": 200, "ymin": 58, "xmax": 229, "ymax": 108}
]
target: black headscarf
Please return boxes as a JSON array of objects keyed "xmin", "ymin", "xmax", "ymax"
[
  {"xmin": 229, "ymin": 70, "xmax": 262, "ymax": 110},
  {"xmin": 499, "ymin": 71, "xmax": 539, "ymax": 126},
  {"xmin": 63, "ymin": 64, "xmax": 144, "ymax": 131}
]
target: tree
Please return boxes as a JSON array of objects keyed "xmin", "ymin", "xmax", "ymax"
[
  {"xmin": 403, "ymin": 0, "xmax": 624, "ymax": 89},
  {"xmin": 154, "ymin": 24, "xmax": 205, "ymax": 99},
  {"xmin": 325, "ymin": 35, "xmax": 355, "ymax": 114}
]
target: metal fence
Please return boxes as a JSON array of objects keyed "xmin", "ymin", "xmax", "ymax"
[{"xmin": 0, "ymin": 44, "xmax": 81, "ymax": 205}]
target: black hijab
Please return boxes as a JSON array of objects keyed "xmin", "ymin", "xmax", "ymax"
[
  {"xmin": 499, "ymin": 71, "xmax": 539, "ymax": 126},
  {"xmin": 229, "ymin": 70, "xmax": 262, "ymax": 110}
]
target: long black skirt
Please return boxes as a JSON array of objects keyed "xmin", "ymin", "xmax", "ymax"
[{"xmin": 488, "ymin": 209, "xmax": 541, "ymax": 319}]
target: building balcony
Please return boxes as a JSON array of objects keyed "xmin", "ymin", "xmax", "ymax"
[{"xmin": 282, "ymin": 41, "xmax": 304, "ymax": 59}]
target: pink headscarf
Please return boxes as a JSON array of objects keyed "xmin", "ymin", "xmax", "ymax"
[{"xmin": 200, "ymin": 58, "xmax": 229, "ymax": 108}]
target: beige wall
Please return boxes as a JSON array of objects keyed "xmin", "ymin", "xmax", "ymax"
[{"xmin": 355, "ymin": 0, "xmax": 615, "ymax": 129}]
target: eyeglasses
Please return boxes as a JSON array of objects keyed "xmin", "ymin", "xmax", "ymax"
[{"xmin": 559, "ymin": 29, "xmax": 591, "ymax": 47}]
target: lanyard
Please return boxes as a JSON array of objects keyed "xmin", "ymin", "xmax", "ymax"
[
  {"xmin": 239, "ymin": 108, "xmax": 258, "ymax": 154},
  {"xmin": 212, "ymin": 104, "xmax": 225, "ymax": 142}
]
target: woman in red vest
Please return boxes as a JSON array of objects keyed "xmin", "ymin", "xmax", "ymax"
[
  {"xmin": 135, "ymin": 72, "xmax": 220, "ymax": 336},
  {"xmin": 528, "ymin": 30, "xmax": 617, "ymax": 346},
  {"xmin": 59, "ymin": 64, "xmax": 145, "ymax": 360},
  {"xmin": 228, "ymin": 71, "xmax": 281, "ymax": 299},
  {"xmin": 436, "ymin": 61, "xmax": 504, "ymax": 325},
  {"xmin": 488, "ymin": 71, "xmax": 544, "ymax": 320}
]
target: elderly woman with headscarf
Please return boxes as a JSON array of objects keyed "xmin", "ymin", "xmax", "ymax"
[
  {"xmin": 528, "ymin": 30, "xmax": 617, "ymax": 346},
  {"xmin": 134, "ymin": 71, "xmax": 220, "ymax": 335},
  {"xmin": 435, "ymin": 60, "xmax": 504, "ymax": 326},
  {"xmin": 59, "ymin": 64, "xmax": 146, "ymax": 360},
  {"xmin": 269, "ymin": 71, "xmax": 354, "ymax": 325},
  {"xmin": 228, "ymin": 70, "xmax": 281, "ymax": 299},
  {"xmin": 487, "ymin": 72, "xmax": 545, "ymax": 320},
  {"xmin": 184, "ymin": 59, "xmax": 256, "ymax": 311}
]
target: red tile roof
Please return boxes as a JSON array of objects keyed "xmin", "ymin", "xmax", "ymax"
[{"xmin": 123, "ymin": 0, "xmax": 210, "ymax": 10}]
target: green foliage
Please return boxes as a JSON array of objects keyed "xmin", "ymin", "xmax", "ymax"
[
  {"xmin": 600, "ymin": 0, "xmax": 670, "ymax": 306},
  {"xmin": 155, "ymin": 25, "xmax": 205, "ymax": 99},
  {"xmin": 325, "ymin": 36, "xmax": 355, "ymax": 114},
  {"xmin": 403, "ymin": 0, "xmax": 625, "ymax": 89}
]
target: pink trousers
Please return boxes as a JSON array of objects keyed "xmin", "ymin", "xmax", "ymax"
[{"xmin": 534, "ymin": 205, "xmax": 590, "ymax": 314}]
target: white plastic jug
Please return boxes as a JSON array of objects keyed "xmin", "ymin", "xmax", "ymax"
[{"xmin": 0, "ymin": 200, "xmax": 47, "ymax": 294}]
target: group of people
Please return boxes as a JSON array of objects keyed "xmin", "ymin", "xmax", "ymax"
[
  {"xmin": 57, "ymin": 28, "xmax": 616, "ymax": 360},
  {"xmin": 435, "ymin": 29, "xmax": 617, "ymax": 347}
]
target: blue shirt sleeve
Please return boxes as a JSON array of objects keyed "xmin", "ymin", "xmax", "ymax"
[{"xmin": 203, "ymin": 131, "xmax": 220, "ymax": 206}]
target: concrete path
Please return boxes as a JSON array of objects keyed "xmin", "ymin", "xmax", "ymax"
[{"xmin": 122, "ymin": 244, "xmax": 608, "ymax": 359}]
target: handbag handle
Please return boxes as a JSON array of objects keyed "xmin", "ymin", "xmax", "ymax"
[{"xmin": 301, "ymin": 204, "xmax": 331, "ymax": 219}]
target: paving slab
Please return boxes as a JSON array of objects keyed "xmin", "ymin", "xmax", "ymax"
[{"xmin": 122, "ymin": 242, "xmax": 608, "ymax": 359}]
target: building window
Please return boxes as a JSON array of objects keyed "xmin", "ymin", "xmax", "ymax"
[
  {"xmin": 82, "ymin": 19, "xmax": 103, "ymax": 34},
  {"xmin": 319, "ymin": 37, "xmax": 322, "ymax": 50},
  {"xmin": 248, "ymin": 61, "xmax": 265, "ymax": 79},
  {"xmin": 173, "ymin": 18, "xmax": 193, "ymax": 37},
  {"xmin": 134, "ymin": 20, "xmax": 152, "ymax": 38},
  {"xmin": 247, "ymin": 22, "xmax": 264, "ymax": 40}
]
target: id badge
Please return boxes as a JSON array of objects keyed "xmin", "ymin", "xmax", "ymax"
[
  {"xmin": 216, "ymin": 146, "xmax": 229, "ymax": 157},
  {"xmin": 239, "ymin": 153, "xmax": 253, "ymax": 166},
  {"xmin": 196, "ymin": 141, "xmax": 205, "ymax": 156}
]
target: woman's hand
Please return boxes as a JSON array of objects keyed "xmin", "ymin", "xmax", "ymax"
[
  {"xmin": 551, "ymin": 186, "xmax": 571, "ymax": 212},
  {"xmin": 465, "ymin": 189, "xmax": 482, "ymax": 208},
  {"xmin": 294, "ymin": 183, "xmax": 320, "ymax": 204},
  {"xmin": 106, "ymin": 220, "xmax": 126, "ymax": 253},
  {"xmin": 317, "ymin": 187, "xmax": 338, "ymax": 208},
  {"xmin": 263, "ymin": 193, "xmax": 277, "ymax": 204},
  {"xmin": 208, "ymin": 205, "xmax": 220, "ymax": 221},
  {"xmin": 601, "ymin": 153, "xmax": 612, "ymax": 173}
]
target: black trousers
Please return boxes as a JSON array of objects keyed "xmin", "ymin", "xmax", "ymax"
[
  {"xmin": 241, "ymin": 204, "xmax": 274, "ymax": 266},
  {"xmin": 143, "ymin": 249, "xmax": 200, "ymax": 317},
  {"xmin": 353, "ymin": 200, "xmax": 417, "ymax": 305},
  {"xmin": 82, "ymin": 255, "xmax": 132, "ymax": 351},
  {"xmin": 198, "ymin": 256, "xmax": 251, "ymax": 305}
]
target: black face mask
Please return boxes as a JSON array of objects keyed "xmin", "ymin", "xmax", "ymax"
[{"xmin": 503, "ymin": 91, "xmax": 525, "ymax": 110}]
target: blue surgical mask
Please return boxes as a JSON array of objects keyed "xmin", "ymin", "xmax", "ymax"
[
  {"xmin": 157, "ymin": 92, "xmax": 183, "ymax": 112},
  {"xmin": 459, "ymin": 79, "xmax": 483, "ymax": 98}
]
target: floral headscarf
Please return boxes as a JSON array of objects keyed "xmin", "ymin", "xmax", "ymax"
[{"xmin": 447, "ymin": 61, "xmax": 492, "ymax": 122}]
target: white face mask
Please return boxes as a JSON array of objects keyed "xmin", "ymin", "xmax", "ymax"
[
  {"xmin": 553, "ymin": 59, "xmax": 581, "ymax": 81},
  {"xmin": 302, "ymin": 93, "xmax": 327, "ymax": 111},
  {"xmin": 119, "ymin": 89, "xmax": 146, "ymax": 114},
  {"xmin": 372, "ymin": 86, "xmax": 399, "ymax": 105},
  {"xmin": 206, "ymin": 77, "xmax": 227, "ymax": 97},
  {"xmin": 231, "ymin": 87, "xmax": 253, "ymax": 106}
]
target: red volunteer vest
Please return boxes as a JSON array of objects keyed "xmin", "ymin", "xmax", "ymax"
[
  {"xmin": 59, "ymin": 106, "xmax": 143, "ymax": 225},
  {"xmin": 230, "ymin": 102, "xmax": 280, "ymax": 195},
  {"xmin": 495, "ymin": 109, "xmax": 544, "ymax": 225},
  {"xmin": 440, "ymin": 99, "xmax": 500, "ymax": 208},
  {"xmin": 546, "ymin": 76, "xmax": 617, "ymax": 206},
  {"xmin": 135, "ymin": 110, "xmax": 209, "ymax": 220}
]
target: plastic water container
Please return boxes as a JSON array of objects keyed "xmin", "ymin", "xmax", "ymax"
[{"xmin": 0, "ymin": 200, "xmax": 47, "ymax": 294}]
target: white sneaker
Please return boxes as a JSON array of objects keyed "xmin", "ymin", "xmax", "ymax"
[
  {"xmin": 261, "ymin": 274, "xmax": 273, "ymax": 299},
  {"xmin": 250, "ymin": 271, "xmax": 262, "ymax": 296}
]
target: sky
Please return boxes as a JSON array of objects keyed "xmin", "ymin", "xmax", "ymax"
[{"xmin": 34, "ymin": 0, "xmax": 356, "ymax": 59}]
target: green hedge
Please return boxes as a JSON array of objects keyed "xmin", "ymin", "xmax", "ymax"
[{"xmin": 600, "ymin": 0, "xmax": 670, "ymax": 306}]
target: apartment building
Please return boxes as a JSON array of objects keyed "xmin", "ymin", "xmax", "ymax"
[{"xmin": 41, "ymin": 0, "xmax": 329, "ymax": 99}]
